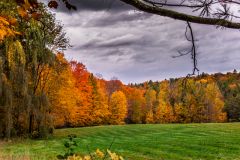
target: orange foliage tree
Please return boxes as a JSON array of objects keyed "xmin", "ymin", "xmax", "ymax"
[{"xmin": 69, "ymin": 61, "xmax": 92, "ymax": 126}]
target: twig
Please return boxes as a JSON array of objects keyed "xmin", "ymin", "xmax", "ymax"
[{"xmin": 103, "ymin": 137, "xmax": 116, "ymax": 160}]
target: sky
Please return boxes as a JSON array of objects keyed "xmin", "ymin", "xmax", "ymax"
[{"xmin": 46, "ymin": 0, "xmax": 240, "ymax": 84}]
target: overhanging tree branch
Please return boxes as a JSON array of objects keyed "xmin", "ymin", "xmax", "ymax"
[{"xmin": 120, "ymin": 0, "xmax": 240, "ymax": 29}]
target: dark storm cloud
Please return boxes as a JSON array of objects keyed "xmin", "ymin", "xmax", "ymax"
[{"xmin": 49, "ymin": 0, "xmax": 130, "ymax": 12}]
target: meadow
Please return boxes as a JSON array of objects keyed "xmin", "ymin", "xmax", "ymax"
[{"xmin": 1, "ymin": 123, "xmax": 240, "ymax": 160}]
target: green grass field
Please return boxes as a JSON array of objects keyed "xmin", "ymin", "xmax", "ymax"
[{"xmin": 1, "ymin": 123, "xmax": 240, "ymax": 160}]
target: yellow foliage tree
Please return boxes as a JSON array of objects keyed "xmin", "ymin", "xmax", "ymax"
[
  {"xmin": 204, "ymin": 82, "xmax": 227, "ymax": 122},
  {"xmin": 144, "ymin": 88, "xmax": 157, "ymax": 123},
  {"xmin": 39, "ymin": 53, "xmax": 78, "ymax": 128},
  {"xmin": 109, "ymin": 91, "xmax": 127, "ymax": 125},
  {"xmin": 155, "ymin": 81, "xmax": 175, "ymax": 123}
]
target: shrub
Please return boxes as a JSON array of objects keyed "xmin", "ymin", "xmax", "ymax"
[
  {"xmin": 57, "ymin": 134, "xmax": 124, "ymax": 160},
  {"xmin": 57, "ymin": 134, "xmax": 78, "ymax": 159}
]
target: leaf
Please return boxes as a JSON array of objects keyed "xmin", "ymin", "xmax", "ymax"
[
  {"xmin": 17, "ymin": 7, "xmax": 28, "ymax": 18},
  {"xmin": 31, "ymin": 12, "xmax": 41, "ymax": 20},
  {"xmin": 48, "ymin": 0, "xmax": 58, "ymax": 9},
  {"xmin": 8, "ymin": 18, "xmax": 18, "ymax": 26},
  {"xmin": 0, "ymin": 17, "xmax": 10, "ymax": 25},
  {"xmin": 0, "ymin": 16, "xmax": 18, "ymax": 41},
  {"xmin": 23, "ymin": 0, "xmax": 31, "ymax": 10}
]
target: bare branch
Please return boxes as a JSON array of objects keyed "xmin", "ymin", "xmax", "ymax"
[
  {"xmin": 187, "ymin": 21, "xmax": 199, "ymax": 75},
  {"xmin": 173, "ymin": 21, "xmax": 199, "ymax": 75}
]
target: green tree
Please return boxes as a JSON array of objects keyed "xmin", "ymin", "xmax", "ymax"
[{"xmin": 225, "ymin": 95, "xmax": 240, "ymax": 122}]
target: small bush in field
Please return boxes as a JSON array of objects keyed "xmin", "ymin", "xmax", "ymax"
[
  {"xmin": 57, "ymin": 134, "xmax": 124, "ymax": 160},
  {"xmin": 57, "ymin": 134, "xmax": 78, "ymax": 159}
]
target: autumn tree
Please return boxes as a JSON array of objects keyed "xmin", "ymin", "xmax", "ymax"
[
  {"xmin": 106, "ymin": 79, "xmax": 123, "ymax": 97},
  {"xmin": 68, "ymin": 61, "xmax": 92, "ymax": 126},
  {"xmin": 88, "ymin": 74, "xmax": 110, "ymax": 125},
  {"xmin": 46, "ymin": 53, "xmax": 77, "ymax": 128},
  {"xmin": 68, "ymin": 62, "xmax": 110, "ymax": 127},
  {"xmin": 124, "ymin": 87, "xmax": 146, "ymax": 123},
  {"xmin": 203, "ymin": 82, "xmax": 226, "ymax": 122},
  {"xmin": 109, "ymin": 91, "xmax": 127, "ymax": 125},
  {"xmin": 177, "ymin": 79, "xmax": 206, "ymax": 123},
  {"xmin": 144, "ymin": 88, "xmax": 157, "ymax": 123},
  {"xmin": 0, "ymin": 0, "xmax": 69, "ymax": 138},
  {"xmin": 155, "ymin": 81, "xmax": 176, "ymax": 123}
]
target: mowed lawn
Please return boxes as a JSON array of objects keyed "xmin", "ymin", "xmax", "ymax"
[{"xmin": 1, "ymin": 123, "xmax": 240, "ymax": 160}]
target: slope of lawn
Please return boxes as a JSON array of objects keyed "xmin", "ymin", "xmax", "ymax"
[{"xmin": 1, "ymin": 123, "xmax": 240, "ymax": 160}]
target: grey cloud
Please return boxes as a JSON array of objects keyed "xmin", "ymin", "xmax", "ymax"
[
  {"xmin": 61, "ymin": 11, "xmax": 153, "ymax": 28},
  {"xmin": 102, "ymin": 49, "xmax": 127, "ymax": 57},
  {"xmin": 79, "ymin": 34, "xmax": 141, "ymax": 49},
  {"xmin": 85, "ymin": 11, "xmax": 153, "ymax": 27},
  {"xmin": 131, "ymin": 53, "xmax": 157, "ymax": 64},
  {"xmin": 53, "ymin": 2, "xmax": 240, "ymax": 83},
  {"xmin": 99, "ymin": 34, "xmax": 138, "ymax": 47}
]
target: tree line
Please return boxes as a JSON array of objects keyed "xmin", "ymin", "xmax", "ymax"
[{"xmin": 37, "ymin": 57, "xmax": 240, "ymax": 129}]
